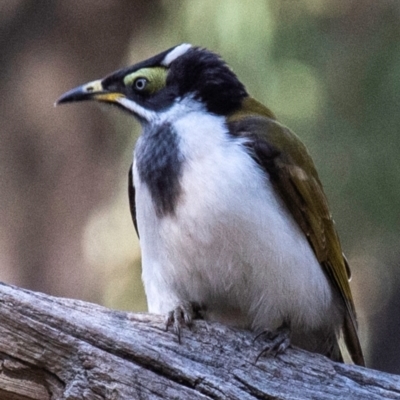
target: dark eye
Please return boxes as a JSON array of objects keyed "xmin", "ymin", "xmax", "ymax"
[{"xmin": 134, "ymin": 77, "xmax": 148, "ymax": 91}]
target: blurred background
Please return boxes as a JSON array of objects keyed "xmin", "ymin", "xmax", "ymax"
[{"xmin": 0, "ymin": 0, "xmax": 399, "ymax": 373}]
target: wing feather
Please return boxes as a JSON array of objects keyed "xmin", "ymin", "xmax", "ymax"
[
  {"xmin": 228, "ymin": 103, "xmax": 364, "ymax": 365},
  {"xmin": 128, "ymin": 164, "xmax": 139, "ymax": 238}
]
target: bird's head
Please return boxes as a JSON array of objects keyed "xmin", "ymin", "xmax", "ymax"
[{"xmin": 56, "ymin": 44, "xmax": 248, "ymax": 123}]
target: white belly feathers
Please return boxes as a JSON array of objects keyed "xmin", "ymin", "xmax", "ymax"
[{"xmin": 133, "ymin": 107, "xmax": 334, "ymax": 332}]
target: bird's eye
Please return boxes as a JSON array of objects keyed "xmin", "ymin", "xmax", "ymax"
[{"xmin": 134, "ymin": 78, "xmax": 148, "ymax": 91}]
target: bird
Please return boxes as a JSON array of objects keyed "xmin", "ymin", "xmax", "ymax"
[{"xmin": 57, "ymin": 43, "xmax": 365, "ymax": 366}]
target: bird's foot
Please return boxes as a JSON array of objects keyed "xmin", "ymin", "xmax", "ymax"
[
  {"xmin": 165, "ymin": 301, "xmax": 204, "ymax": 343},
  {"xmin": 254, "ymin": 323, "xmax": 291, "ymax": 362}
]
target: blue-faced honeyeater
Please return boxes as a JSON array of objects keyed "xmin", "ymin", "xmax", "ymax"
[{"xmin": 57, "ymin": 44, "xmax": 365, "ymax": 365}]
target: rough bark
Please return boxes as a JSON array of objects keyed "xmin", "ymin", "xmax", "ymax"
[{"xmin": 0, "ymin": 282, "xmax": 399, "ymax": 400}]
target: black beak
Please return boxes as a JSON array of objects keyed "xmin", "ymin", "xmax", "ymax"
[{"xmin": 56, "ymin": 79, "xmax": 124, "ymax": 106}]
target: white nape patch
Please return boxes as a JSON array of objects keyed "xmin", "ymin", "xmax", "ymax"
[
  {"xmin": 117, "ymin": 98, "xmax": 157, "ymax": 122},
  {"xmin": 161, "ymin": 43, "xmax": 192, "ymax": 66}
]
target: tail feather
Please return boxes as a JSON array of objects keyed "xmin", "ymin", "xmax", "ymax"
[{"xmin": 342, "ymin": 312, "xmax": 365, "ymax": 366}]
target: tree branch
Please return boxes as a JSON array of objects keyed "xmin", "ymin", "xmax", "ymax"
[{"xmin": 0, "ymin": 282, "xmax": 398, "ymax": 399}]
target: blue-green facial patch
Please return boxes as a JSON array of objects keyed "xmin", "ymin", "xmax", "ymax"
[{"xmin": 123, "ymin": 67, "xmax": 168, "ymax": 94}]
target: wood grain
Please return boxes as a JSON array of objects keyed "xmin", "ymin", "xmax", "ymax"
[{"xmin": 0, "ymin": 282, "xmax": 398, "ymax": 399}]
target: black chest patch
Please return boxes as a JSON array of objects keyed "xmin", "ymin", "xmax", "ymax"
[{"xmin": 135, "ymin": 123, "xmax": 183, "ymax": 217}]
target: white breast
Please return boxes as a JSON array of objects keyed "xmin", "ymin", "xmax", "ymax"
[{"xmin": 133, "ymin": 104, "xmax": 335, "ymax": 332}]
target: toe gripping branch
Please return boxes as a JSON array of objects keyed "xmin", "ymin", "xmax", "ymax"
[
  {"xmin": 254, "ymin": 322, "xmax": 291, "ymax": 363},
  {"xmin": 165, "ymin": 302, "xmax": 205, "ymax": 343}
]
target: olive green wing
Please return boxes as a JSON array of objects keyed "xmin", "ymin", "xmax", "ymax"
[{"xmin": 228, "ymin": 100, "xmax": 364, "ymax": 365}]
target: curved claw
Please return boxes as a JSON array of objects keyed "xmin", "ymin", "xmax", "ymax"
[
  {"xmin": 165, "ymin": 302, "xmax": 204, "ymax": 343},
  {"xmin": 254, "ymin": 324, "xmax": 291, "ymax": 363}
]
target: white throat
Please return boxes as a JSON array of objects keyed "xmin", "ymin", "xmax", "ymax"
[
  {"xmin": 133, "ymin": 102, "xmax": 335, "ymax": 334},
  {"xmin": 118, "ymin": 95, "xmax": 205, "ymax": 127}
]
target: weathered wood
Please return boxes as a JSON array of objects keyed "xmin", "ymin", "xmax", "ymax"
[{"xmin": 0, "ymin": 282, "xmax": 398, "ymax": 399}]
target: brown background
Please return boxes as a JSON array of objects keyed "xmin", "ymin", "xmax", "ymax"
[{"xmin": 1, "ymin": 1, "xmax": 399, "ymax": 374}]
